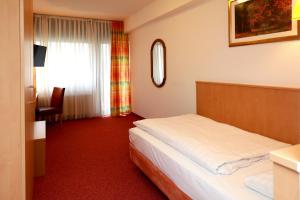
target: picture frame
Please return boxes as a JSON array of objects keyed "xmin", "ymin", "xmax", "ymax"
[{"xmin": 228, "ymin": 0, "xmax": 300, "ymax": 47}]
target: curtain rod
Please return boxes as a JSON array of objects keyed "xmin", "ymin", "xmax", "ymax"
[{"xmin": 34, "ymin": 13, "xmax": 124, "ymax": 23}]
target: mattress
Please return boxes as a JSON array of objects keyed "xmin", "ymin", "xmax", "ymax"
[{"xmin": 129, "ymin": 127, "xmax": 272, "ymax": 200}]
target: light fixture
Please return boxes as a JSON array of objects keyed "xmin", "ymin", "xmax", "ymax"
[{"xmin": 293, "ymin": 0, "xmax": 300, "ymax": 20}]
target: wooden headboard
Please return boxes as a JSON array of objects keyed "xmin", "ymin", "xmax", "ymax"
[{"xmin": 196, "ymin": 81, "xmax": 300, "ymax": 144}]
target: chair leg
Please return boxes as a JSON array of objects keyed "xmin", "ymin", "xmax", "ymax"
[
  {"xmin": 60, "ymin": 114, "xmax": 63, "ymax": 127},
  {"xmin": 48, "ymin": 114, "xmax": 54, "ymax": 125},
  {"xmin": 37, "ymin": 114, "xmax": 42, "ymax": 121},
  {"xmin": 47, "ymin": 115, "xmax": 51, "ymax": 124}
]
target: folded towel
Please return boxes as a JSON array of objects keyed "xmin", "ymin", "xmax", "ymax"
[{"xmin": 245, "ymin": 171, "xmax": 273, "ymax": 199}]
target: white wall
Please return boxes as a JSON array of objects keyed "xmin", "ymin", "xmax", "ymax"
[{"xmin": 129, "ymin": 0, "xmax": 300, "ymax": 118}]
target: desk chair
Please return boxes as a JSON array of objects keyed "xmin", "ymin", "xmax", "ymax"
[{"xmin": 36, "ymin": 87, "xmax": 65, "ymax": 126}]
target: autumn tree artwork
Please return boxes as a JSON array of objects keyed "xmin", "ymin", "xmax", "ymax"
[{"xmin": 235, "ymin": 0, "xmax": 292, "ymax": 39}]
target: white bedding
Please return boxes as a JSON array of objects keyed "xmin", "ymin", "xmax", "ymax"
[
  {"xmin": 134, "ymin": 114, "xmax": 289, "ymax": 175},
  {"xmin": 129, "ymin": 127, "xmax": 272, "ymax": 200}
]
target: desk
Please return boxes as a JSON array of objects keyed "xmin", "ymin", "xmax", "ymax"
[{"xmin": 34, "ymin": 121, "xmax": 46, "ymax": 177}]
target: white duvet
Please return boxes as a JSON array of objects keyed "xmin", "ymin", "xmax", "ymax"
[{"xmin": 134, "ymin": 114, "xmax": 289, "ymax": 175}]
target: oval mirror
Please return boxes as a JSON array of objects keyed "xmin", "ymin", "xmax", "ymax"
[{"xmin": 151, "ymin": 39, "xmax": 166, "ymax": 88}]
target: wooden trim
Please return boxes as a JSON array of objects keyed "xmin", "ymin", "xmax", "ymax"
[
  {"xmin": 196, "ymin": 81, "xmax": 300, "ymax": 144},
  {"xmin": 150, "ymin": 39, "xmax": 166, "ymax": 88},
  {"xmin": 228, "ymin": 0, "xmax": 300, "ymax": 47},
  {"xmin": 129, "ymin": 144, "xmax": 191, "ymax": 200}
]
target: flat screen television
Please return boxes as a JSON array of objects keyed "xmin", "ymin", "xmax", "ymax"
[{"xmin": 34, "ymin": 44, "xmax": 47, "ymax": 67}]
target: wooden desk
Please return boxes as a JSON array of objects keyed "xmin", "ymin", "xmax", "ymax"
[{"xmin": 34, "ymin": 121, "xmax": 46, "ymax": 177}]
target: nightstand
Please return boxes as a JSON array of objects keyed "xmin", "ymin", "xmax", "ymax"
[{"xmin": 271, "ymin": 144, "xmax": 300, "ymax": 200}]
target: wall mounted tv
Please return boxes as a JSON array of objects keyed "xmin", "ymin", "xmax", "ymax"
[{"xmin": 34, "ymin": 44, "xmax": 47, "ymax": 67}]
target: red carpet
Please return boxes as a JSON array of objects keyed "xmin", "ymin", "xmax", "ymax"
[{"xmin": 33, "ymin": 114, "xmax": 167, "ymax": 200}]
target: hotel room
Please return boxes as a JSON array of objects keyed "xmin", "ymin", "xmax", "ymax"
[{"xmin": 1, "ymin": 0, "xmax": 300, "ymax": 199}]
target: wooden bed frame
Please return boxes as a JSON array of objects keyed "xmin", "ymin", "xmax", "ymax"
[
  {"xmin": 129, "ymin": 144, "xmax": 190, "ymax": 200},
  {"xmin": 129, "ymin": 81, "xmax": 300, "ymax": 199}
]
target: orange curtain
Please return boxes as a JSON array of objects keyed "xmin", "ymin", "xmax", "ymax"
[{"xmin": 110, "ymin": 21, "xmax": 131, "ymax": 116}]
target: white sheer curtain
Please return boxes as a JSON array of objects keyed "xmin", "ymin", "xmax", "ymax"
[{"xmin": 34, "ymin": 15, "xmax": 111, "ymax": 119}]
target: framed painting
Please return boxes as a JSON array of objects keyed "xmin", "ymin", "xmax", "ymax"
[{"xmin": 228, "ymin": 0, "xmax": 300, "ymax": 47}]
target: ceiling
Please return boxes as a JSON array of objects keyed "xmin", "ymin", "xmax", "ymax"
[{"xmin": 33, "ymin": 0, "xmax": 154, "ymax": 20}]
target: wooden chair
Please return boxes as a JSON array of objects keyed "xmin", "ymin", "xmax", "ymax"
[{"xmin": 36, "ymin": 87, "xmax": 65, "ymax": 126}]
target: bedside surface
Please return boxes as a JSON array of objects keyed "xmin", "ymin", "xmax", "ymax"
[{"xmin": 270, "ymin": 144, "xmax": 300, "ymax": 173}]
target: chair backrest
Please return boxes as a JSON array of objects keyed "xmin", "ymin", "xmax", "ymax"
[{"xmin": 50, "ymin": 87, "xmax": 65, "ymax": 113}]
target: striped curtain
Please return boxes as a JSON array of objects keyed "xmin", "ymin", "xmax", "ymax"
[{"xmin": 110, "ymin": 21, "xmax": 131, "ymax": 116}]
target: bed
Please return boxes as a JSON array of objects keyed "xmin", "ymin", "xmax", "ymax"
[{"xmin": 129, "ymin": 81, "xmax": 300, "ymax": 200}]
